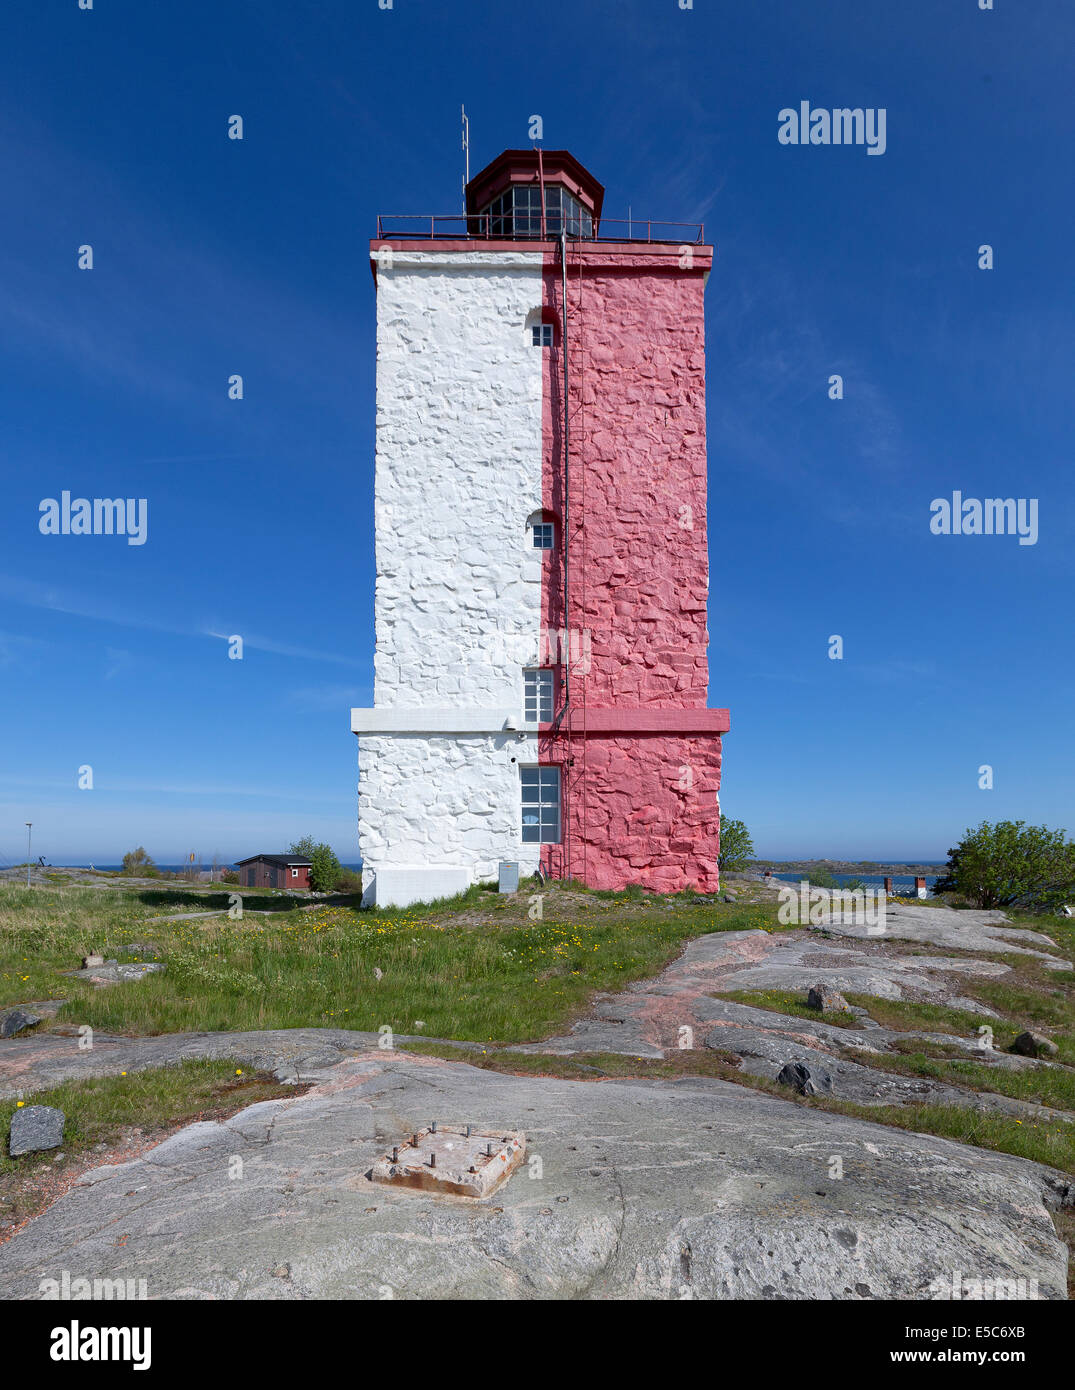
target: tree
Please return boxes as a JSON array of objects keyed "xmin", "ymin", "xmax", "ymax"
[
  {"xmin": 718, "ymin": 816, "xmax": 754, "ymax": 872},
  {"xmin": 121, "ymin": 847, "xmax": 157, "ymax": 876},
  {"xmin": 934, "ymin": 820, "xmax": 1075, "ymax": 912},
  {"xmin": 290, "ymin": 838, "xmax": 342, "ymax": 893}
]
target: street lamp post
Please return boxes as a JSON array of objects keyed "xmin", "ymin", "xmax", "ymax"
[{"xmin": 25, "ymin": 823, "xmax": 32, "ymax": 889}]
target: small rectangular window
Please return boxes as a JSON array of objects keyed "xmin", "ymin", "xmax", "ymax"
[
  {"xmin": 523, "ymin": 668, "xmax": 555, "ymax": 722},
  {"xmin": 291, "ymin": 867, "xmax": 299, "ymax": 878},
  {"xmin": 521, "ymin": 765, "xmax": 561, "ymax": 843},
  {"xmin": 532, "ymin": 521, "xmax": 554, "ymax": 549},
  {"xmin": 531, "ymin": 324, "xmax": 553, "ymax": 347}
]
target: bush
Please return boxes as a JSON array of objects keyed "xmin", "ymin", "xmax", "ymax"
[
  {"xmin": 121, "ymin": 847, "xmax": 158, "ymax": 876},
  {"xmin": 220, "ymin": 868, "xmax": 240, "ymax": 884},
  {"xmin": 934, "ymin": 820, "xmax": 1075, "ymax": 912},
  {"xmin": 334, "ymin": 867, "xmax": 363, "ymax": 892},
  {"xmin": 289, "ymin": 838, "xmax": 342, "ymax": 893},
  {"xmin": 718, "ymin": 816, "xmax": 754, "ymax": 872}
]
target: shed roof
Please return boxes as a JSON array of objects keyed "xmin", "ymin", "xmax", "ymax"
[{"xmin": 235, "ymin": 854, "xmax": 312, "ymax": 868}]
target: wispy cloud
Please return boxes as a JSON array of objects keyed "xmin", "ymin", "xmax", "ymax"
[
  {"xmin": 0, "ymin": 574, "xmax": 363, "ymax": 668},
  {"xmin": 203, "ymin": 629, "xmax": 365, "ymax": 669},
  {"xmin": 0, "ymin": 772, "xmax": 349, "ymax": 806},
  {"xmin": 103, "ymin": 646, "xmax": 134, "ymax": 681},
  {"xmin": 0, "ymin": 629, "xmax": 53, "ymax": 669}
]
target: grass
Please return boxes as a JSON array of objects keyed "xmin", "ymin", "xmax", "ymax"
[
  {"xmin": 704, "ymin": 973, "xmax": 1075, "ymax": 1115},
  {"xmin": 5, "ymin": 875, "xmax": 1075, "ymax": 1225},
  {"xmin": 708, "ymin": 984, "xmax": 1075, "ymax": 1114},
  {"xmin": 0, "ymin": 880, "xmax": 781, "ymax": 1043},
  {"xmin": 0, "ymin": 1061, "xmax": 292, "ymax": 1230},
  {"xmin": 713, "ymin": 987, "xmax": 865, "ymax": 1028},
  {"xmin": 844, "ymin": 994, "xmax": 1010, "ymax": 1036},
  {"xmin": 855, "ymin": 1044, "xmax": 1075, "ymax": 1113},
  {"xmin": 400, "ymin": 1045, "xmax": 1073, "ymax": 1173},
  {"xmin": 402, "ymin": 1042, "xmax": 1075, "ymax": 1174}
]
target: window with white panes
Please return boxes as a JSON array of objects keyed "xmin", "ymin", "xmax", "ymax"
[
  {"xmin": 523, "ymin": 668, "xmax": 555, "ymax": 722},
  {"xmin": 520, "ymin": 766, "xmax": 561, "ymax": 843}
]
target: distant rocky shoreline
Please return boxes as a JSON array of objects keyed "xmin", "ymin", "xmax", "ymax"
[{"xmin": 751, "ymin": 860, "xmax": 943, "ymax": 876}]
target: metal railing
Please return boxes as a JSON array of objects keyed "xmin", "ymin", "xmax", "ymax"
[{"xmin": 374, "ymin": 213, "xmax": 706, "ymax": 244}]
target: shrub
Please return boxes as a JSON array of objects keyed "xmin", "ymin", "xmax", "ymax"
[
  {"xmin": 121, "ymin": 847, "xmax": 158, "ymax": 876},
  {"xmin": 286, "ymin": 839, "xmax": 342, "ymax": 893},
  {"xmin": 934, "ymin": 820, "xmax": 1075, "ymax": 912},
  {"xmin": 718, "ymin": 817, "xmax": 754, "ymax": 872},
  {"xmin": 334, "ymin": 867, "xmax": 363, "ymax": 892}
]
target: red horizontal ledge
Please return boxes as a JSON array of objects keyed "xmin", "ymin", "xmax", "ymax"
[{"xmin": 540, "ymin": 708, "xmax": 730, "ymax": 735}]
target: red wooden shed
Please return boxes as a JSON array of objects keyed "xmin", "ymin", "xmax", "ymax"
[{"xmin": 235, "ymin": 854, "xmax": 312, "ymax": 890}]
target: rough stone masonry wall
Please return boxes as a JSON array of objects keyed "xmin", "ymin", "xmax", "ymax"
[
  {"xmin": 359, "ymin": 733, "xmax": 542, "ymax": 884},
  {"xmin": 539, "ymin": 732, "xmax": 722, "ymax": 893},
  {"xmin": 360, "ymin": 250, "xmax": 549, "ymax": 891},
  {"xmin": 537, "ymin": 250, "xmax": 721, "ymax": 893},
  {"xmin": 373, "ymin": 250, "xmax": 546, "ymax": 708},
  {"xmin": 542, "ymin": 254, "xmax": 711, "ymax": 707}
]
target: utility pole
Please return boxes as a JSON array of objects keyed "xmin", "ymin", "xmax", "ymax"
[{"xmin": 25, "ymin": 823, "xmax": 31, "ymax": 888}]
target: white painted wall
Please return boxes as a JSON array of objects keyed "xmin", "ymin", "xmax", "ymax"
[
  {"xmin": 358, "ymin": 733, "xmax": 541, "ymax": 903},
  {"xmin": 356, "ymin": 250, "xmax": 548, "ymax": 904},
  {"xmin": 373, "ymin": 251, "xmax": 546, "ymax": 704}
]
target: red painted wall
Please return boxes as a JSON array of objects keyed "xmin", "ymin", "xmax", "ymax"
[
  {"xmin": 240, "ymin": 861, "xmax": 311, "ymax": 890},
  {"xmin": 538, "ymin": 242, "xmax": 725, "ymax": 893}
]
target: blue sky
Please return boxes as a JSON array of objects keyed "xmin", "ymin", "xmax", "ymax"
[{"xmin": 1, "ymin": 1, "xmax": 1071, "ymax": 864}]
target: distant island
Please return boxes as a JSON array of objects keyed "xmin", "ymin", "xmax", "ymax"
[{"xmin": 750, "ymin": 859, "xmax": 944, "ymax": 875}]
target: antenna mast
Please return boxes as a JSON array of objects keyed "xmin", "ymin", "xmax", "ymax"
[{"xmin": 461, "ymin": 105, "xmax": 470, "ymax": 215}]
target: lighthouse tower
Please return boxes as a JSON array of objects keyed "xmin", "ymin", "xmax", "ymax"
[{"xmin": 351, "ymin": 148, "xmax": 729, "ymax": 907}]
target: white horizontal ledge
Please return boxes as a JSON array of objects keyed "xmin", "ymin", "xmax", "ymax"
[
  {"xmin": 351, "ymin": 707, "xmax": 532, "ymax": 735},
  {"xmin": 371, "ymin": 250, "xmax": 545, "ymax": 272}
]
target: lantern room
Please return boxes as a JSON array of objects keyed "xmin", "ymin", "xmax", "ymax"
[{"xmin": 465, "ymin": 149, "xmax": 604, "ymax": 239}]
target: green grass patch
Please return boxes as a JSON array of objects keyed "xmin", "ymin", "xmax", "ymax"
[
  {"xmin": 402, "ymin": 1044, "xmax": 1075, "ymax": 1173},
  {"xmin": 712, "ymin": 988, "xmax": 864, "ymax": 1029},
  {"xmin": 0, "ymin": 1061, "xmax": 291, "ymax": 1229},
  {"xmin": 0, "ymin": 881, "xmax": 781, "ymax": 1043},
  {"xmin": 844, "ymin": 994, "xmax": 1007, "ymax": 1037}
]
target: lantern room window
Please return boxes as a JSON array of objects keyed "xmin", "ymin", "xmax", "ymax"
[{"xmin": 479, "ymin": 183, "xmax": 594, "ymax": 239}]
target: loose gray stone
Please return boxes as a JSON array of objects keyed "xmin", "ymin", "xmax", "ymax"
[
  {"xmin": 0, "ymin": 1008, "xmax": 42, "ymax": 1039},
  {"xmin": 68, "ymin": 962, "xmax": 165, "ymax": 984},
  {"xmin": 81, "ymin": 954, "xmax": 105, "ymax": 968},
  {"xmin": 9, "ymin": 1106, "xmax": 65, "ymax": 1157},
  {"xmin": 1012, "ymin": 1031, "xmax": 1059, "ymax": 1059},
  {"xmin": 777, "ymin": 1061, "xmax": 834, "ymax": 1096},
  {"xmin": 808, "ymin": 984, "xmax": 850, "ymax": 1012}
]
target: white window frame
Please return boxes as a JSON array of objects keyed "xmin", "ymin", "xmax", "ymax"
[
  {"xmin": 520, "ymin": 766, "xmax": 561, "ymax": 844},
  {"xmin": 531, "ymin": 323, "xmax": 553, "ymax": 347},
  {"xmin": 523, "ymin": 667, "xmax": 555, "ymax": 723},
  {"xmin": 291, "ymin": 867, "xmax": 300, "ymax": 878},
  {"xmin": 531, "ymin": 521, "xmax": 554, "ymax": 550}
]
